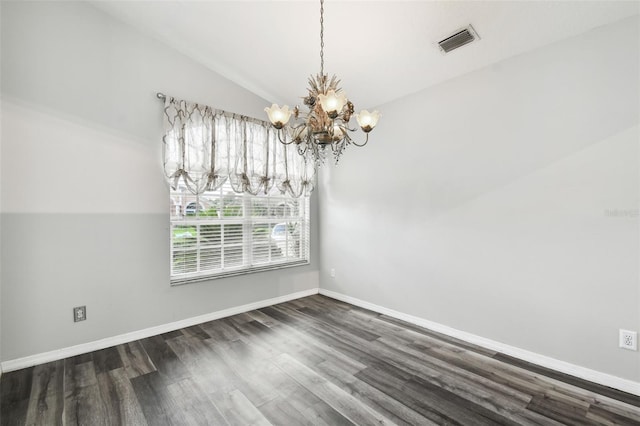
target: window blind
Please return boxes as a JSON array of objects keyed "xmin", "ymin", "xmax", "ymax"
[{"xmin": 170, "ymin": 182, "xmax": 310, "ymax": 284}]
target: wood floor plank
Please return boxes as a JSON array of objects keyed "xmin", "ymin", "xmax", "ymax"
[
  {"xmin": 228, "ymin": 312, "xmax": 256, "ymax": 325},
  {"xmin": 255, "ymin": 307, "xmax": 367, "ymax": 372},
  {"xmin": 423, "ymin": 340, "xmax": 640, "ymax": 422},
  {"xmin": 257, "ymin": 396, "xmax": 315, "ymax": 426},
  {"xmin": 316, "ymin": 358, "xmax": 438, "ymax": 426},
  {"xmin": 1, "ymin": 368, "xmax": 33, "ymax": 402},
  {"xmin": 379, "ymin": 313, "xmax": 498, "ymax": 357},
  {"xmin": 527, "ymin": 393, "xmax": 599, "ymax": 426},
  {"xmin": 205, "ymin": 337, "xmax": 280, "ymax": 407},
  {"xmin": 265, "ymin": 305, "xmax": 385, "ymax": 368},
  {"xmin": 24, "ymin": 361, "xmax": 64, "ymax": 426},
  {"xmin": 587, "ymin": 402, "xmax": 640, "ymax": 425},
  {"xmin": 216, "ymin": 389, "xmax": 272, "ymax": 426},
  {"xmin": 93, "ymin": 346, "xmax": 124, "ymax": 374},
  {"xmin": 378, "ymin": 333, "xmax": 525, "ymax": 396},
  {"xmin": 494, "ymin": 353, "xmax": 640, "ymax": 408},
  {"xmin": 130, "ymin": 371, "xmax": 177, "ymax": 426},
  {"xmin": 2, "ymin": 295, "xmax": 638, "ymax": 426},
  {"xmin": 205, "ymin": 340, "xmax": 275, "ymax": 406},
  {"xmin": 405, "ymin": 375, "xmax": 520, "ymax": 425},
  {"xmin": 245, "ymin": 308, "xmax": 279, "ymax": 327},
  {"xmin": 96, "ymin": 368, "xmax": 148, "ymax": 426},
  {"xmin": 116, "ymin": 340, "xmax": 157, "ymax": 379},
  {"xmin": 235, "ymin": 313, "xmax": 367, "ymax": 374},
  {"xmin": 587, "ymin": 397, "xmax": 640, "ymax": 424},
  {"xmin": 165, "ymin": 334, "xmax": 239, "ymax": 397},
  {"xmin": 355, "ymin": 363, "xmax": 468, "ymax": 425},
  {"xmin": 370, "ymin": 337, "xmax": 560, "ymax": 425},
  {"xmin": 166, "ymin": 330, "xmax": 281, "ymax": 425},
  {"xmin": 274, "ymin": 353, "xmax": 396, "ymax": 426},
  {"xmin": 0, "ymin": 399, "xmax": 29, "ymax": 426},
  {"xmin": 166, "ymin": 378, "xmax": 229, "ymax": 426},
  {"xmin": 257, "ymin": 360, "xmax": 356, "ymax": 426},
  {"xmin": 259, "ymin": 305, "xmax": 313, "ymax": 332},
  {"xmin": 159, "ymin": 330, "xmax": 184, "ymax": 341},
  {"xmin": 0, "ymin": 368, "xmax": 33, "ymax": 426},
  {"xmin": 295, "ymin": 306, "xmax": 382, "ymax": 342},
  {"xmin": 198, "ymin": 316, "xmax": 243, "ymax": 342},
  {"xmin": 63, "ymin": 361, "xmax": 109, "ymax": 426},
  {"xmin": 139, "ymin": 335, "xmax": 190, "ymax": 384},
  {"xmin": 379, "ymin": 334, "xmax": 532, "ymax": 405},
  {"xmin": 131, "ymin": 371, "xmax": 191, "ymax": 426},
  {"xmin": 422, "ymin": 342, "xmax": 551, "ymax": 389},
  {"xmin": 181, "ymin": 324, "xmax": 211, "ymax": 341}
]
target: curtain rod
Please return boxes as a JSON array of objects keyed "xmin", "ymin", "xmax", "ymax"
[{"xmin": 154, "ymin": 93, "xmax": 273, "ymax": 126}]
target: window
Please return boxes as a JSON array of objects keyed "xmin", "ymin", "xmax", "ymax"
[
  {"xmin": 161, "ymin": 95, "xmax": 314, "ymax": 284},
  {"xmin": 170, "ymin": 182, "xmax": 310, "ymax": 284}
]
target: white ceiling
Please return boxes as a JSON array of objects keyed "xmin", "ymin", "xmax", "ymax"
[{"xmin": 93, "ymin": 1, "xmax": 639, "ymax": 109}]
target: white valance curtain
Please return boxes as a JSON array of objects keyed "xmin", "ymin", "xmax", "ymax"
[{"xmin": 162, "ymin": 96, "xmax": 315, "ymax": 197}]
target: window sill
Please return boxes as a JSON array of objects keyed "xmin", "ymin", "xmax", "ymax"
[{"xmin": 170, "ymin": 260, "xmax": 310, "ymax": 286}]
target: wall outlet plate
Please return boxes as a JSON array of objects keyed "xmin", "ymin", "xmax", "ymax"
[
  {"xmin": 73, "ymin": 306, "xmax": 87, "ymax": 322},
  {"xmin": 619, "ymin": 329, "xmax": 637, "ymax": 351}
]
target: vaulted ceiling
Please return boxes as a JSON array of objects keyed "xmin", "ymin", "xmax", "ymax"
[{"xmin": 93, "ymin": 1, "xmax": 639, "ymax": 109}]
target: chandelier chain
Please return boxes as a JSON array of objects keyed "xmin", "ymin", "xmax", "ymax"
[{"xmin": 320, "ymin": 0, "xmax": 324, "ymax": 77}]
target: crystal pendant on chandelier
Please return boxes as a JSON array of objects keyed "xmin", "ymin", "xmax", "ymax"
[{"xmin": 264, "ymin": 0, "xmax": 380, "ymax": 165}]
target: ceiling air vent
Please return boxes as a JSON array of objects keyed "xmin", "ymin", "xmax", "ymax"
[{"xmin": 438, "ymin": 25, "xmax": 479, "ymax": 53}]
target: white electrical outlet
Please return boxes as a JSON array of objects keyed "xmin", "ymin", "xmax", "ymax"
[
  {"xmin": 619, "ymin": 329, "xmax": 637, "ymax": 351},
  {"xmin": 330, "ymin": 268, "xmax": 336, "ymax": 278}
]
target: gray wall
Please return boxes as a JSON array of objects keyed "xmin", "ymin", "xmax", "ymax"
[
  {"xmin": 0, "ymin": 1, "xmax": 319, "ymax": 362},
  {"xmin": 1, "ymin": 0, "xmax": 638, "ymax": 387},
  {"xmin": 319, "ymin": 16, "xmax": 640, "ymax": 382}
]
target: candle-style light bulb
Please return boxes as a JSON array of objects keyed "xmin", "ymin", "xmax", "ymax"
[
  {"xmin": 355, "ymin": 110, "xmax": 380, "ymax": 133},
  {"xmin": 264, "ymin": 104, "xmax": 292, "ymax": 129},
  {"xmin": 318, "ymin": 90, "xmax": 347, "ymax": 119}
]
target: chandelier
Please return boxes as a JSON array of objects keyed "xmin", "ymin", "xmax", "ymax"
[{"xmin": 264, "ymin": 0, "xmax": 380, "ymax": 164}]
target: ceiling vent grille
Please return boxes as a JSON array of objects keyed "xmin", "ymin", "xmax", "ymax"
[{"xmin": 438, "ymin": 25, "xmax": 479, "ymax": 53}]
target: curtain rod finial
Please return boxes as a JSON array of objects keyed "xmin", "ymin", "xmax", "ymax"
[{"xmin": 156, "ymin": 92, "xmax": 166, "ymax": 100}]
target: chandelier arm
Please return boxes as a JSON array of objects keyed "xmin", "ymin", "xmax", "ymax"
[
  {"xmin": 276, "ymin": 128, "xmax": 297, "ymax": 145},
  {"xmin": 349, "ymin": 132, "xmax": 370, "ymax": 147}
]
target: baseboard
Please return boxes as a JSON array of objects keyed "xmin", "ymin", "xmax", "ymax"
[
  {"xmin": 5, "ymin": 287, "xmax": 639, "ymax": 396},
  {"xmin": 319, "ymin": 288, "xmax": 640, "ymax": 396},
  {"xmin": 1, "ymin": 287, "xmax": 319, "ymax": 372}
]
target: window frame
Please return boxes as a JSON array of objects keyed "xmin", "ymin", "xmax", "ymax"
[{"xmin": 169, "ymin": 184, "xmax": 310, "ymax": 285}]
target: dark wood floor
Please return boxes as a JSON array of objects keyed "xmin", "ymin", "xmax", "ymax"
[{"xmin": 2, "ymin": 295, "xmax": 639, "ymax": 425}]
